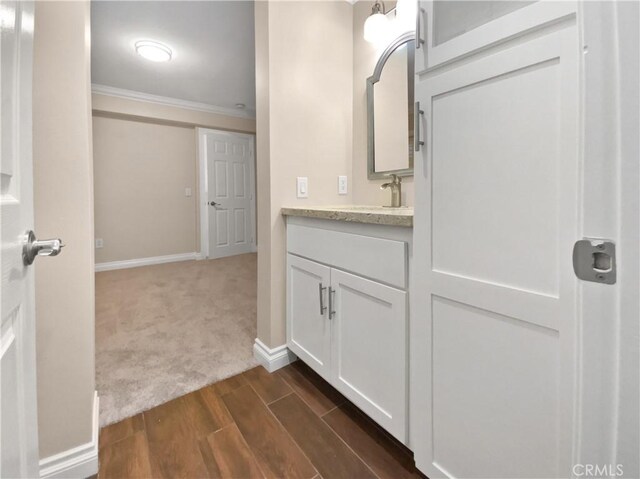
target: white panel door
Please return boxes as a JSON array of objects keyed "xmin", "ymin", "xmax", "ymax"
[
  {"xmin": 286, "ymin": 254, "xmax": 332, "ymax": 381},
  {"xmin": 330, "ymin": 269, "xmax": 407, "ymax": 444},
  {"xmin": 203, "ymin": 129, "xmax": 255, "ymax": 259},
  {"xmin": 412, "ymin": 3, "xmax": 580, "ymax": 478},
  {"xmin": 0, "ymin": 2, "xmax": 40, "ymax": 477}
]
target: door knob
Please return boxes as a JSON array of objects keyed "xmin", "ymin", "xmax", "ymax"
[
  {"xmin": 22, "ymin": 230, "xmax": 64, "ymax": 266},
  {"xmin": 209, "ymin": 201, "xmax": 219, "ymax": 206}
]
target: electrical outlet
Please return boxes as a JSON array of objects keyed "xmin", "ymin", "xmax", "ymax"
[
  {"xmin": 95, "ymin": 238, "xmax": 104, "ymax": 249},
  {"xmin": 296, "ymin": 177, "xmax": 308, "ymax": 198},
  {"xmin": 338, "ymin": 176, "xmax": 348, "ymax": 195}
]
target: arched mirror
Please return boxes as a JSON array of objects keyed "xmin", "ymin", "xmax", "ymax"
[{"xmin": 367, "ymin": 32, "xmax": 415, "ymax": 179}]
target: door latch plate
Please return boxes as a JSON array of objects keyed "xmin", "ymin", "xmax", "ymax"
[{"xmin": 573, "ymin": 238, "xmax": 616, "ymax": 284}]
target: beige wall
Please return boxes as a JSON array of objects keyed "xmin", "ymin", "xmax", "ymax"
[
  {"xmin": 256, "ymin": 0, "xmax": 354, "ymax": 347},
  {"xmin": 92, "ymin": 95, "xmax": 256, "ymax": 264},
  {"xmin": 352, "ymin": 1, "xmax": 415, "ymax": 206},
  {"xmin": 93, "ymin": 116, "xmax": 197, "ymax": 263},
  {"xmin": 33, "ymin": 0, "xmax": 96, "ymax": 459}
]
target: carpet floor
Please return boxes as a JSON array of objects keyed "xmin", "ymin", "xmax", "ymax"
[{"xmin": 95, "ymin": 253, "xmax": 258, "ymax": 426}]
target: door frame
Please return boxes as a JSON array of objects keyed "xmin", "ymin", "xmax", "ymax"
[
  {"xmin": 575, "ymin": 1, "xmax": 639, "ymax": 474},
  {"xmin": 197, "ymin": 127, "xmax": 257, "ymax": 259}
]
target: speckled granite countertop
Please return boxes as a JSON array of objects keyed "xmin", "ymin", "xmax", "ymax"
[{"xmin": 281, "ymin": 205, "xmax": 413, "ymax": 227}]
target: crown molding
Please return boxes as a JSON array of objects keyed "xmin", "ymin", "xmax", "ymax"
[{"xmin": 91, "ymin": 84, "xmax": 256, "ymax": 120}]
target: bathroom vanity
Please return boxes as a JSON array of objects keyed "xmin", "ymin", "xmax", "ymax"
[
  {"xmin": 282, "ymin": 206, "xmax": 412, "ymax": 445},
  {"xmin": 279, "ymin": 5, "xmax": 418, "ymax": 451}
]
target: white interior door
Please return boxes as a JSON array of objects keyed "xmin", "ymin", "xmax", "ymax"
[
  {"xmin": 412, "ymin": 3, "xmax": 581, "ymax": 478},
  {"xmin": 200, "ymin": 129, "xmax": 255, "ymax": 259},
  {"xmin": 1, "ymin": 2, "xmax": 40, "ymax": 477}
]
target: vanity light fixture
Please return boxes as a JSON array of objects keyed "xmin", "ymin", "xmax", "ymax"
[
  {"xmin": 395, "ymin": 0, "xmax": 417, "ymax": 32},
  {"xmin": 364, "ymin": 1, "xmax": 389, "ymax": 44},
  {"xmin": 135, "ymin": 40, "xmax": 172, "ymax": 62}
]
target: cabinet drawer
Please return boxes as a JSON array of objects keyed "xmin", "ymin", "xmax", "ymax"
[{"xmin": 287, "ymin": 223, "xmax": 407, "ymax": 289}]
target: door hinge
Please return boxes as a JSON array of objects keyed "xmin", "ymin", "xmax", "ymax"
[{"xmin": 573, "ymin": 238, "xmax": 616, "ymax": 284}]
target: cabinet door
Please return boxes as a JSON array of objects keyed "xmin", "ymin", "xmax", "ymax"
[
  {"xmin": 412, "ymin": 3, "xmax": 581, "ymax": 478},
  {"xmin": 286, "ymin": 254, "xmax": 332, "ymax": 381},
  {"xmin": 330, "ymin": 269, "xmax": 407, "ymax": 443}
]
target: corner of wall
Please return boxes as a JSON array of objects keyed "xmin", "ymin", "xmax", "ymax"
[
  {"xmin": 33, "ymin": 0, "xmax": 96, "ymax": 461},
  {"xmin": 254, "ymin": 0, "xmax": 357, "ymax": 351}
]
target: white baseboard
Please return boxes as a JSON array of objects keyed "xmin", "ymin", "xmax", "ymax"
[
  {"xmin": 40, "ymin": 391, "xmax": 99, "ymax": 479},
  {"xmin": 253, "ymin": 338, "xmax": 297, "ymax": 373},
  {"xmin": 95, "ymin": 252, "xmax": 198, "ymax": 272}
]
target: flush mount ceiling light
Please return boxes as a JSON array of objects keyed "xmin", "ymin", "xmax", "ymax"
[
  {"xmin": 135, "ymin": 40, "xmax": 172, "ymax": 62},
  {"xmin": 364, "ymin": 1, "xmax": 390, "ymax": 44},
  {"xmin": 235, "ymin": 103, "xmax": 246, "ymax": 110}
]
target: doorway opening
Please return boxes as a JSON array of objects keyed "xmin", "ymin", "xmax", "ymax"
[{"xmin": 90, "ymin": 0, "xmax": 259, "ymax": 426}]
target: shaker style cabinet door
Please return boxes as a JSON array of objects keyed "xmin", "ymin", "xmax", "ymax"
[
  {"xmin": 330, "ymin": 269, "xmax": 408, "ymax": 443},
  {"xmin": 411, "ymin": 2, "xmax": 581, "ymax": 477},
  {"xmin": 286, "ymin": 254, "xmax": 332, "ymax": 381}
]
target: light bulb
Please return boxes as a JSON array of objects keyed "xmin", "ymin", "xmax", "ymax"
[
  {"xmin": 364, "ymin": 12, "xmax": 390, "ymax": 43},
  {"xmin": 395, "ymin": 0, "xmax": 417, "ymax": 33}
]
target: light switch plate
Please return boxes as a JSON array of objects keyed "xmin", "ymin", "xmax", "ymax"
[
  {"xmin": 95, "ymin": 238, "xmax": 104, "ymax": 249},
  {"xmin": 338, "ymin": 176, "xmax": 348, "ymax": 195},
  {"xmin": 297, "ymin": 177, "xmax": 308, "ymax": 198},
  {"xmin": 185, "ymin": 187, "xmax": 192, "ymax": 197}
]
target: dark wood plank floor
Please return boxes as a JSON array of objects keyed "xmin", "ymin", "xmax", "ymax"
[{"xmin": 98, "ymin": 361, "xmax": 423, "ymax": 479}]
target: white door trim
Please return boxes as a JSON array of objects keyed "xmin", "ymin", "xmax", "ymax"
[
  {"xmin": 574, "ymin": 2, "xmax": 639, "ymax": 475},
  {"xmin": 197, "ymin": 128, "xmax": 256, "ymax": 259}
]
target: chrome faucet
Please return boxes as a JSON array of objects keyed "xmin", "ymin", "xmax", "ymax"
[{"xmin": 380, "ymin": 174, "xmax": 402, "ymax": 207}]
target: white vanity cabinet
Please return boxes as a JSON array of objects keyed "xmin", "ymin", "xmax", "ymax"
[{"xmin": 285, "ymin": 215, "xmax": 411, "ymax": 444}]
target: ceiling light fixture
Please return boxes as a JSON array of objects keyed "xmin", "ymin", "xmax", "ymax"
[
  {"xmin": 135, "ymin": 40, "xmax": 172, "ymax": 62},
  {"xmin": 364, "ymin": 1, "xmax": 389, "ymax": 44},
  {"xmin": 235, "ymin": 103, "xmax": 246, "ymax": 110}
]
